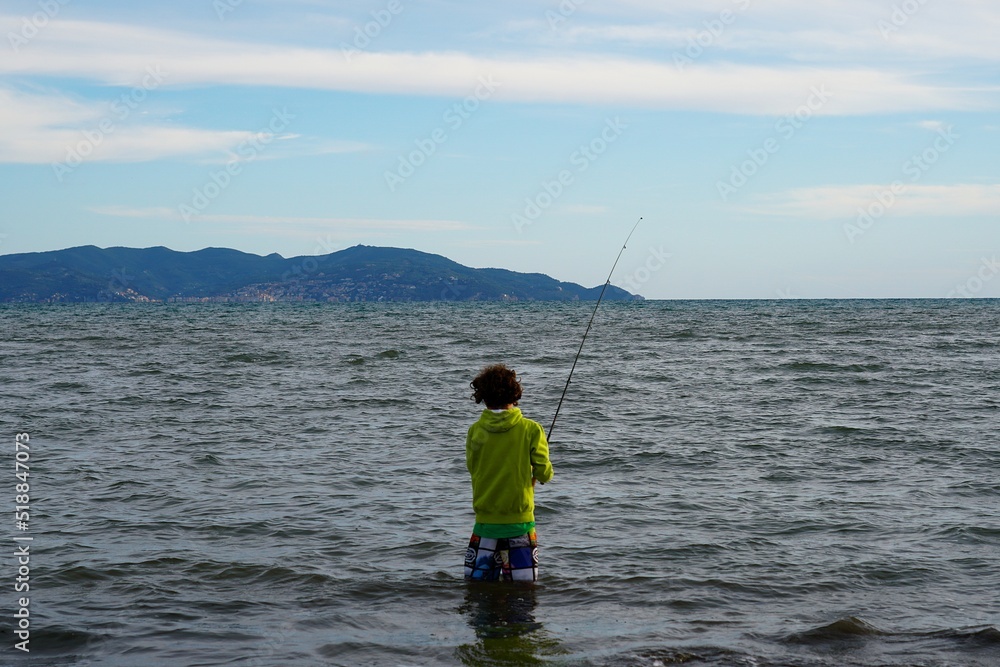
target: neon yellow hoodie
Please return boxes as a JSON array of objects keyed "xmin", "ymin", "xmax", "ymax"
[{"xmin": 466, "ymin": 407, "xmax": 554, "ymax": 524}]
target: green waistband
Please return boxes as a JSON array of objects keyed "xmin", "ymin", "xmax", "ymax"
[{"xmin": 473, "ymin": 521, "xmax": 536, "ymax": 539}]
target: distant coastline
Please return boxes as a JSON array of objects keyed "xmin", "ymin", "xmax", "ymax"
[{"xmin": 0, "ymin": 244, "xmax": 641, "ymax": 304}]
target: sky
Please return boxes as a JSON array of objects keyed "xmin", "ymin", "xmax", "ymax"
[{"xmin": 0, "ymin": 0, "xmax": 998, "ymax": 299}]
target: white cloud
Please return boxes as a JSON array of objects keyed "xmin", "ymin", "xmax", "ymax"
[
  {"xmin": 457, "ymin": 239, "xmax": 543, "ymax": 247},
  {"xmin": 89, "ymin": 206, "xmax": 476, "ymax": 233},
  {"xmin": 560, "ymin": 204, "xmax": 611, "ymax": 215},
  {"xmin": 744, "ymin": 183, "xmax": 1000, "ymax": 220},
  {"xmin": 0, "ymin": 86, "xmax": 371, "ymax": 164},
  {"xmin": 91, "ymin": 206, "xmax": 178, "ymax": 219},
  {"xmin": 0, "ymin": 86, "xmax": 253, "ymax": 164},
  {"xmin": 509, "ymin": 0, "xmax": 1000, "ymax": 63},
  {"xmin": 208, "ymin": 138, "xmax": 373, "ymax": 165},
  {"xmin": 0, "ymin": 16, "xmax": 995, "ymax": 116}
]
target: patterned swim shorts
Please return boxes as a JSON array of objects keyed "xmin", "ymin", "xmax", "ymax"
[{"xmin": 464, "ymin": 530, "xmax": 538, "ymax": 582}]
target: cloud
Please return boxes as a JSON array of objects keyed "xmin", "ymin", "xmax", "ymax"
[
  {"xmin": 504, "ymin": 0, "xmax": 1000, "ymax": 63},
  {"xmin": 0, "ymin": 85, "xmax": 371, "ymax": 165},
  {"xmin": 206, "ymin": 137, "xmax": 373, "ymax": 165},
  {"xmin": 1, "ymin": 16, "xmax": 996, "ymax": 116},
  {"xmin": 89, "ymin": 206, "xmax": 476, "ymax": 233},
  {"xmin": 743, "ymin": 183, "xmax": 1000, "ymax": 220},
  {"xmin": 0, "ymin": 85, "xmax": 252, "ymax": 164},
  {"xmin": 560, "ymin": 204, "xmax": 611, "ymax": 215},
  {"xmin": 457, "ymin": 239, "xmax": 543, "ymax": 247}
]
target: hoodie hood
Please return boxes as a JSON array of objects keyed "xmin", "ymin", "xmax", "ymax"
[{"xmin": 476, "ymin": 407, "xmax": 524, "ymax": 433}]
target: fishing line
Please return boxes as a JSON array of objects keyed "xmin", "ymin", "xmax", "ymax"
[{"xmin": 547, "ymin": 216, "xmax": 643, "ymax": 440}]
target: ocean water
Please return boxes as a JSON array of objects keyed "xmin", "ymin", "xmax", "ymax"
[{"xmin": 0, "ymin": 300, "xmax": 998, "ymax": 667}]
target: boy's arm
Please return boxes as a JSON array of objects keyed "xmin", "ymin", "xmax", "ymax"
[
  {"xmin": 530, "ymin": 424, "xmax": 554, "ymax": 484},
  {"xmin": 465, "ymin": 424, "xmax": 476, "ymax": 474}
]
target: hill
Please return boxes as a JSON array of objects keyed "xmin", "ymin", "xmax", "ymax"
[{"xmin": 0, "ymin": 245, "xmax": 641, "ymax": 303}]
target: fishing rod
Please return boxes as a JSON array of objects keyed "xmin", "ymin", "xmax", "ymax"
[{"xmin": 547, "ymin": 216, "xmax": 643, "ymax": 441}]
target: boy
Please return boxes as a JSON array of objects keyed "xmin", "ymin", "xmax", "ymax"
[{"xmin": 464, "ymin": 364, "xmax": 554, "ymax": 582}]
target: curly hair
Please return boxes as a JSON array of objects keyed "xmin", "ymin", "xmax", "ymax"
[{"xmin": 470, "ymin": 363, "xmax": 522, "ymax": 408}]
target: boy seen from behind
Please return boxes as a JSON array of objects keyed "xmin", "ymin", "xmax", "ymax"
[{"xmin": 464, "ymin": 364, "xmax": 554, "ymax": 582}]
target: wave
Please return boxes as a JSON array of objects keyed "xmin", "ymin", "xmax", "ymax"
[
  {"xmin": 783, "ymin": 617, "xmax": 1000, "ymax": 653},
  {"xmin": 780, "ymin": 361, "xmax": 888, "ymax": 373},
  {"xmin": 48, "ymin": 381, "xmax": 89, "ymax": 390},
  {"xmin": 46, "ymin": 557, "xmax": 332, "ymax": 589},
  {"xmin": 223, "ymin": 351, "xmax": 288, "ymax": 364},
  {"xmin": 15, "ymin": 624, "xmax": 109, "ymax": 656},
  {"xmin": 936, "ymin": 625, "xmax": 1000, "ymax": 648},
  {"xmin": 783, "ymin": 616, "xmax": 886, "ymax": 644}
]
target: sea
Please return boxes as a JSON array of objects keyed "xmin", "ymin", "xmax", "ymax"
[{"xmin": 0, "ymin": 300, "xmax": 997, "ymax": 667}]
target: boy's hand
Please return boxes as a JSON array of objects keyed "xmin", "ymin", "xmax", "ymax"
[{"xmin": 532, "ymin": 477, "xmax": 537, "ymax": 487}]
